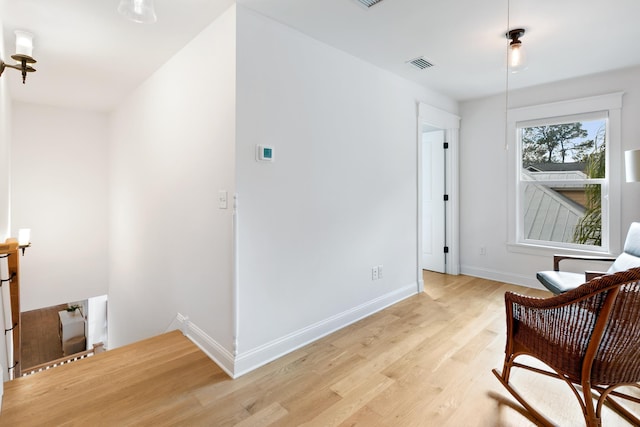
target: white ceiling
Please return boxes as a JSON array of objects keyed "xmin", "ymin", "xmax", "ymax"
[{"xmin": 3, "ymin": 0, "xmax": 640, "ymax": 112}]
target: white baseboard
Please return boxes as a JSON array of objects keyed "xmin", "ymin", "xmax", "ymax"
[
  {"xmin": 169, "ymin": 314, "xmax": 235, "ymax": 378},
  {"xmin": 460, "ymin": 265, "xmax": 544, "ymax": 290},
  {"xmin": 169, "ymin": 283, "xmax": 418, "ymax": 378},
  {"xmin": 165, "ymin": 314, "xmax": 186, "ymax": 334},
  {"xmin": 232, "ymin": 282, "xmax": 418, "ymax": 377}
]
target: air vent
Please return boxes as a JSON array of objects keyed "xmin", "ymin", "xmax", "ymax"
[
  {"xmin": 356, "ymin": 0, "xmax": 384, "ymax": 8},
  {"xmin": 407, "ymin": 57, "xmax": 434, "ymax": 70}
]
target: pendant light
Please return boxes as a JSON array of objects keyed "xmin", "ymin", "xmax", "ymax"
[{"xmin": 506, "ymin": 28, "xmax": 527, "ymax": 73}]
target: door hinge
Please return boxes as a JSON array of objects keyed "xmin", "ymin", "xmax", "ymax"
[
  {"xmin": 443, "ymin": 194, "xmax": 449, "ymax": 201},
  {"xmin": 443, "ymin": 142, "xmax": 449, "ymax": 149},
  {"xmin": 444, "ymin": 246, "xmax": 449, "ymax": 253}
]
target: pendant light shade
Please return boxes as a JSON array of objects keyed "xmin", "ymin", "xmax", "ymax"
[
  {"xmin": 506, "ymin": 29, "xmax": 527, "ymax": 73},
  {"xmin": 118, "ymin": 0, "xmax": 157, "ymax": 24}
]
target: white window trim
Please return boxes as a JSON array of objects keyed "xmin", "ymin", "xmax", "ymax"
[{"xmin": 506, "ymin": 92, "xmax": 624, "ymax": 257}]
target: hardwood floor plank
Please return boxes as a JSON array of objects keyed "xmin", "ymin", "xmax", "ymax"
[
  {"xmin": 303, "ymin": 373, "xmax": 394, "ymax": 427},
  {"xmin": 234, "ymin": 402, "xmax": 289, "ymax": 427},
  {"xmin": 329, "ymin": 329, "xmax": 427, "ymax": 397},
  {"xmin": 2, "ymin": 272, "xmax": 637, "ymax": 426}
]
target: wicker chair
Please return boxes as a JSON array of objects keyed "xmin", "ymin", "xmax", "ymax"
[{"xmin": 493, "ymin": 267, "xmax": 640, "ymax": 426}]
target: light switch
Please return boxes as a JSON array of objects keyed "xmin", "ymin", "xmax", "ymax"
[{"xmin": 218, "ymin": 190, "xmax": 228, "ymax": 209}]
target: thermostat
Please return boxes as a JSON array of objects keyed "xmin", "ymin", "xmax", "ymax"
[{"xmin": 256, "ymin": 145, "xmax": 274, "ymax": 162}]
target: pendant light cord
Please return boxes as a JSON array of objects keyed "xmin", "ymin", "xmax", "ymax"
[{"xmin": 505, "ymin": 0, "xmax": 511, "ymax": 152}]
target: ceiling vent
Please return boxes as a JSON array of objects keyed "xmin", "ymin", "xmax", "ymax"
[
  {"xmin": 407, "ymin": 57, "xmax": 434, "ymax": 70},
  {"xmin": 356, "ymin": 0, "xmax": 384, "ymax": 8}
]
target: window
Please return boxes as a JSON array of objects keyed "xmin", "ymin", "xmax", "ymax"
[
  {"xmin": 520, "ymin": 114, "xmax": 606, "ymax": 249},
  {"xmin": 507, "ymin": 93, "xmax": 624, "ymax": 254}
]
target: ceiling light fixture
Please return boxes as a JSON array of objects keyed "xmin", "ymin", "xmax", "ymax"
[
  {"xmin": 0, "ymin": 31, "xmax": 37, "ymax": 84},
  {"xmin": 118, "ymin": 0, "xmax": 157, "ymax": 24},
  {"xmin": 506, "ymin": 28, "xmax": 527, "ymax": 73}
]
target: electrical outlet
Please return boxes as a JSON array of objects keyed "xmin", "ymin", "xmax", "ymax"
[
  {"xmin": 378, "ymin": 265, "xmax": 383, "ymax": 279},
  {"xmin": 480, "ymin": 246, "xmax": 486, "ymax": 256},
  {"xmin": 372, "ymin": 266, "xmax": 379, "ymax": 280}
]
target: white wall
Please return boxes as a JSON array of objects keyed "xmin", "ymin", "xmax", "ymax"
[
  {"xmin": 234, "ymin": 6, "xmax": 457, "ymax": 373},
  {"xmin": 10, "ymin": 103, "xmax": 109, "ymax": 311},
  {"xmin": 87, "ymin": 294, "xmax": 107, "ymax": 349},
  {"xmin": 0, "ymin": 13, "xmax": 11, "ymax": 385},
  {"xmin": 108, "ymin": 6, "xmax": 236, "ymax": 352},
  {"xmin": 459, "ymin": 66, "xmax": 640, "ymax": 287},
  {"xmin": 0, "ymin": 18, "xmax": 10, "ymax": 242}
]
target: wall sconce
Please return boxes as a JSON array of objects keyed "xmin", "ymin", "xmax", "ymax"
[
  {"xmin": 506, "ymin": 28, "xmax": 527, "ymax": 73},
  {"xmin": 118, "ymin": 0, "xmax": 158, "ymax": 24},
  {"xmin": 625, "ymin": 149, "xmax": 640, "ymax": 183},
  {"xmin": 17, "ymin": 228, "xmax": 31, "ymax": 256},
  {"xmin": 0, "ymin": 31, "xmax": 37, "ymax": 84}
]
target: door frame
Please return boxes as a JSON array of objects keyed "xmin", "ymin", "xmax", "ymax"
[{"xmin": 417, "ymin": 103, "xmax": 461, "ymax": 292}]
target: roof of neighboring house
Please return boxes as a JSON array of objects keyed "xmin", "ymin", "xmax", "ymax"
[
  {"xmin": 522, "ymin": 170, "xmax": 586, "ymax": 244},
  {"xmin": 524, "ymin": 169, "xmax": 588, "ymax": 190},
  {"xmin": 524, "ymin": 162, "xmax": 588, "ymax": 173},
  {"xmin": 524, "ymin": 171, "xmax": 587, "ymax": 181}
]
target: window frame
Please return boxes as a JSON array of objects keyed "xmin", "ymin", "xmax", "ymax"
[{"xmin": 507, "ymin": 92, "xmax": 624, "ymax": 256}]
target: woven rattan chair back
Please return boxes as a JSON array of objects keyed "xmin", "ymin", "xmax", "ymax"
[{"xmin": 493, "ymin": 267, "xmax": 640, "ymax": 427}]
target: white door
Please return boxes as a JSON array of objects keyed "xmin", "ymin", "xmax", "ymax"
[{"xmin": 422, "ymin": 130, "xmax": 446, "ymax": 273}]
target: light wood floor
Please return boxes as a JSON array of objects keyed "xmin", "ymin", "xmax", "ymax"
[{"xmin": 1, "ymin": 272, "xmax": 637, "ymax": 426}]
